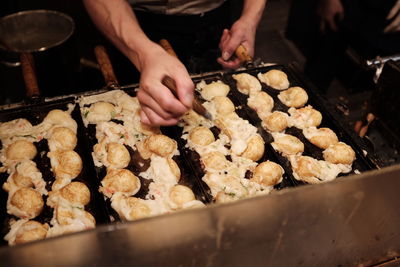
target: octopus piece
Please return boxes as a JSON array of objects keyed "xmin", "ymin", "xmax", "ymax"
[
  {"xmin": 5, "ymin": 220, "xmax": 49, "ymax": 246},
  {"xmin": 323, "ymin": 142, "xmax": 356, "ymax": 165},
  {"xmin": 144, "ymin": 134, "xmax": 177, "ymax": 158},
  {"xmin": 250, "ymin": 161, "xmax": 284, "ymax": 187},
  {"xmin": 248, "ymin": 91, "xmax": 274, "ymax": 120},
  {"xmin": 106, "ymin": 142, "xmax": 131, "ymax": 169},
  {"xmin": 169, "ymin": 185, "xmax": 196, "ymax": 209},
  {"xmin": 201, "ymin": 151, "xmax": 229, "ymax": 171},
  {"xmin": 189, "ymin": 126, "xmax": 215, "ymax": 146},
  {"xmin": 9, "ymin": 188, "xmax": 44, "ymax": 219},
  {"xmin": 257, "ymin": 69, "xmax": 290, "ymax": 90},
  {"xmin": 100, "ymin": 169, "xmax": 141, "ymax": 198},
  {"xmin": 48, "ymin": 150, "xmax": 82, "ymax": 180},
  {"xmin": 288, "ymin": 106, "xmax": 322, "ymax": 129},
  {"xmin": 262, "ymin": 111, "xmax": 288, "ymax": 132},
  {"xmin": 303, "ymin": 127, "xmax": 339, "ymax": 149},
  {"xmin": 271, "ymin": 133, "xmax": 304, "ymax": 155},
  {"xmin": 232, "ymin": 73, "xmax": 262, "ymax": 95},
  {"xmin": 199, "ymin": 81, "xmax": 230, "ymax": 101},
  {"xmin": 211, "ymin": 96, "xmax": 235, "ymax": 115},
  {"xmin": 6, "ymin": 140, "xmax": 37, "ymax": 161},
  {"xmin": 240, "ymin": 134, "xmax": 265, "ymax": 161},
  {"xmin": 86, "ymin": 101, "xmax": 116, "ymax": 123},
  {"xmin": 43, "ymin": 109, "xmax": 77, "ymax": 133},
  {"xmin": 48, "ymin": 127, "xmax": 77, "ymax": 151},
  {"xmin": 111, "ymin": 194, "xmax": 151, "ymax": 221},
  {"xmin": 277, "ymin": 86, "xmax": 308, "ymax": 108}
]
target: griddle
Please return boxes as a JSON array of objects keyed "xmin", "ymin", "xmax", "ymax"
[{"xmin": 0, "ymin": 61, "xmax": 379, "ymax": 246}]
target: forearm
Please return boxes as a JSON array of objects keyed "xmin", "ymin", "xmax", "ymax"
[
  {"xmin": 83, "ymin": 0, "xmax": 156, "ymax": 71},
  {"xmin": 240, "ymin": 0, "xmax": 267, "ymax": 28}
]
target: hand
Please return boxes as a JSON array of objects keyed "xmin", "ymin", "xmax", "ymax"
[
  {"xmin": 384, "ymin": 0, "xmax": 400, "ymax": 33},
  {"xmin": 217, "ymin": 19, "xmax": 256, "ymax": 69},
  {"xmin": 136, "ymin": 44, "xmax": 194, "ymax": 126},
  {"xmin": 316, "ymin": 0, "xmax": 344, "ymax": 33}
]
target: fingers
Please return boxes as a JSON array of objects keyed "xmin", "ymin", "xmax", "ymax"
[
  {"xmin": 140, "ymin": 106, "xmax": 179, "ymax": 126},
  {"xmin": 137, "ymin": 89, "xmax": 175, "ymax": 120},
  {"xmin": 387, "ymin": 0, "xmax": 400, "ymax": 20},
  {"xmin": 384, "ymin": 14, "xmax": 400, "ymax": 33},
  {"xmin": 140, "ymin": 81, "xmax": 188, "ymax": 116},
  {"xmin": 217, "ymin": 57, "xmax": 242, "ymax": 69},
  {"xmin": 170, "ymin": 73, "xmax": 194, "ymax": 108},
  {"xmin": 220, "ymin": 31, "xmax": 244, "ymax": 62},
  {"xmin": 326, "ymin": 16, "xmax": 338, "ymax": 32}
]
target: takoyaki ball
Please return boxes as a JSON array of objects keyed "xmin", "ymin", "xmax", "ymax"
[
  {"xmin": 136, "ymin": 140, "xmax": 152, "ymax": 160},
  {"xmin": 6, "ymin": 140, "xmax": 37, "ymax": 161},
  {"xmin": 167, "ymin": 158, "xmax": 181, "ymax": 182},
  {"xmin": 291, "ymin": 156, "xmax": 322, "ymax": 184},
  {"xmin": 257, "ymin": 69, "xmax": 290, "ymax": 90},
  {"xmin": 48, "ymin": 127, "xmax": 77, "ymax": 151},
  {"xmin": 277, "ymin": 86, "xmax": 308, "ymax": 108},
  {"xmin": 248, "ymin": 91, "xmax": 274, "ymax": 119},
  {"xmin": 144, "ymin": 134, "xmax": 177, "ymax": 158},
  {"xmin": 323, "ymin": 142, "xmax": 355, "ymax": 165},
  {"xmin": 51, "ymin": 178, "xmax": 70, "ymax": 191},
  {"xmin": 200, "ymin": 81, "xmax": 230, "ymax": 101},
  {"xmin": 100, "ymin": 169, "xmax": 141, "ymax": 198},
  {"xmin": 60, "ymin": 182, "xmax": 91, "ymax": 207},
  {"xmin": 289, "ymin": 106, "xmax": 322, "ymax": 129},
  {"xmin": 55, "ymin": 206, "xmax": 95, "ymax": 227},
  {"xmin": 112, "ymin": 195, "xmax": 151, "ymax": 221},
  {"xmin": 169, "ymin": 185, "xmax": 196, "ymax": 209},
  {"xmin": 11, "ymin": 172, "xmax": 33, "ymax": 189},
  {"xmin": 189, "ymin": 126, "xmax": 215, "ymax": 146},
  {"xmin": 262, "ymin": 111, "xmax": 288, "ymax": 132},
  {"xmin": 218, "ymin": 176, "xmax": 248, "ymax": 200},
  {"xmin": 125, "ymin": 197, "xmax": 152, "ymax": 220},
  {"xmin": 201, "ymin": 151, "xmax": 229, "ymax": 171},
  {"xmin": 9, "ymin": 188, "xmax": 44, "ymax": 219},
  {"xmin": 14, "ymin": 221, "xmax": 49, "ymax": 245},
  {"xmin": 87, "ymin": 101, "xmax": 116, "ymax": 123},
  {"xmin": 271, "ymin": 134, "xmax": 304, "ymax": 155},
  {"xmin": 49, "ymin": 150, "xmax": 82, "ymax": 180},
  {"xmin": 43, "ymin": 109, "xmax": 77, "ymax": 132},
  {"xmin": 232, "ymin": 73, "xmax": 262, "ymax": 95},
  {"xmin": 214, "ymin": 118, "xmax": 233, "ymax": 140},
  {"xmin": 107, "ymin": 142, "xmax": 130, "ymax": 169},
  {"xmin": 240, "ymin": 134, "xmax": 265, "ymax": 161},
  {"xmin": 303, "ymin": 127, "xmax": 339, "ymax": 149},
  {"xmin": 211, "ymin": 96, "xmax": 235, "ymax": 115},
  {"xmin": 139, "ymin": 121, "xmax": 161, "ymax": 136},
  {"xmin": 250, "ymin": 161, "xmax": 284, "ymax": 187}
]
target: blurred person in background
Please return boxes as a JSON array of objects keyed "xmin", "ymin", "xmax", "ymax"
[
  {"xmin": 84, "ymin": 0, "xmax": 266, "ymax": 126},
  {"xmin": 286, "ymin": 0, "xmax": 400, "ymax": 92}
]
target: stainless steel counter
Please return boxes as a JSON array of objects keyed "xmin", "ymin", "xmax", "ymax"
[{"xmin": 1, "ymin": 165, "xmax": 399, "ymax": 267}]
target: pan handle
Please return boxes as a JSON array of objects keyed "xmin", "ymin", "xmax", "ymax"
[
  {"xmin": 235, "ymin": 45, "xmax": 253, "ymax": 63},
  {"xmin": 159, "ymin": 39, "xmax": 178, "ymax": 58},
  {"xmin": 20, "ymin": 52, "xmax": 40, "ymax": 98},
  {"xmin": 94, "ymin": 45, "xmax": 119, "ymax": 89}
]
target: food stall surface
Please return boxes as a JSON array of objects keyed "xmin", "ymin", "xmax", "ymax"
[{"xmin": 0, "ymin": 164, "xmax": 399, "ymax": 267}]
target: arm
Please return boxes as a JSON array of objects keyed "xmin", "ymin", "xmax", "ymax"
[
  {"xmin": 83, "ymin": 0, "xmax": 194, "ymax": 126},
  {"xmin": 217, "ymin": 0, "xmax": 267, "ymax": 69}
]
